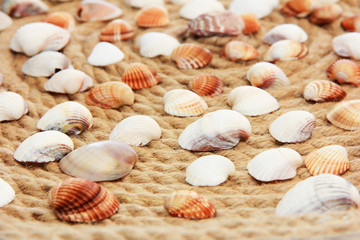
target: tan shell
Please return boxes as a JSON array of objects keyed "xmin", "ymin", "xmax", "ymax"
[
  {"xmin": 171, "ymin": 43, "xmax": 212, "ymax": 69},
  {"xmin": 136, "ymin": 6, "xmax": 169, "ymax": 28},
  {"xmin": 326, "ymin": 100, "xmax": 360, "ymax": 130},
  {"xmin": 221, "ymin": 41, "xmax": 258, "ymax": 61},
  {"xmin": 303, "ymin": 80, "xmax": 346, "ymax": 102},
  {"xmin": 247, "ymin": 62, "xmax": 289, "ymax": 89},
  {"xmin": 188, "ymin": 75, "xmax": 223, "ymax": 97},
  {"xmin": 264, "ymin": 40, "xmax": 308, "ymax": 62},
  {"xmin": 326, "ymin": 59, "xmax": 360, "ymax": 86},
  {"xmin": 240, "ymin": 13, "xmax": 260, "ymax": 34},
  {"xmin": 42, "ymin": 11, "xmax": 75, "ymax": 31},
  {"xmin": 99, "ymin": 19, "xmax": 135, "ymax": 42},
  {"xmin": 309, "ymin": 4, "xmax": 343, "ymax": 25},
  {"xmin": 76, "ymin": 0, "xmax": 122, "ymax": 22},
  {"xmin": 2, "ymin": 0, "xmax": 49, "ymax": 18},
  {"xmin": 281, "ymin": 0, "xmax": 317, "ymax": 18},
  {"xmin": 341, "ymin": 15, "xmax": 360, "ymax": 32},
  {"xmin": 121, "ymin": 63, "xmax": 161, "ymax": 89}
]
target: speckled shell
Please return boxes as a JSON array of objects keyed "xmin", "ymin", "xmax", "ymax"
[
  {"xmin": 326, "ymin": 59, "xmax": 360, "ymax": 86},
  {"xmin": 0, "ymin": 11, "xmax": 12, "ymax": 31},
  {"xmin": 262, "ymin": 24, "xmax": 308, "ymax": 45},
  {"xmin": 0, "ymin": 178, "xmax": 15, "ymax": 207},
  {"xmin": 309, "ymin": 4, "xmax": 343, "ymax": 25},
  {"xmin": 229, "ymin": 0, "xmax": 279, "ymax": 19},
  {"xmin": 179, "ymin": 0, "xmax": 225, "ymax": 20},
  {"xmin": 332, "ymin": 33, "xmax": 360, "ymax": 59},
  {"xmin": 281, "ymin": 0, "xmax": 317, "ymax": 18},
  {"xmin": 171, "ymin": 44, "xmax": 212, "ymax": 69},
  {"xmin": 99, "ymin": 19, "xmax": 135, "ymax": 42},
  {"xmin": 42, "ymin": 11, "xmax": 75, "ymax": 30},
  {"xmin": 221, "ymin": 41, "xmax": 258, "ymax": 61},
  {"xmin": 188, "ymin": 75, "xmax": 223, "ymax": 97},
  {"xmin": 303, "ymin": 80, "xmax": 346, "ymax": 102},
  {"xmin": 326, "ymin": 100, "xmax": 360, "ymax": 131},
  {"xmin": 76, "ymin": 0, "xmax": 122, "ymax": 22},
  {"xmin": 136, "ymin": 6, "xmax": 169, "ymax": 28},
  {"xmin": 87, "ymin": 42, "xmax": 124, "ymax": 66},
  {"xmin": 264, "ymin": 39, "xmax": 308, "ymax": 62},
  {"xmin": 0, "ymin": 91, "xmax": 28, "ymax": 122},
  {"xmin": 139, "ymin": 32, "xmax": 180, "ymax": 58},
  {"xmin": 2, "ymin": 0, "xmax": 49, "ymax": 18},
  {"xmin": 341, "ymin": 15, "xmax": 360, "ymax": 32},
  {"xmin": 247, "ymin": 62, "xmax": 289, "ymax": 89},
  {"xmin": 121, "ymin": 63, "xmax": 161, "ymax": 89},
  {"xmin": 240, "ymin": 13, "xmax": 260, "ymax": 34}
]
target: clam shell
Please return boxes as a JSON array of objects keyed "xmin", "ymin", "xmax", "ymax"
[
  {"xmin": 2, "ymin": 0, "xmax": 48, "ymax": 18},
  {"xmin": 0, "ymin": 91, "xmax": 28, "ymax": 122},
  {"xmin": 99, "ymin": 19, "xmax": 135, "ymax": 42},
  {"xmin": 87, "ymin": 42, "xmax": 125, "ymax": 67},
  {"xmin": 126, "ymin": 0, "xmax": 164, "ymax": 8},
  {"xmin": 341, "ymin": 15, "xmax": 360, "ymax": 32},
  {"xmin": 264, "ymin": 39, "xmax": 308, "ymax": 62},
  {"xmin": 332, "ymin": 33, "xmax": 360, "ymax": 59},
  {"xmin": 188, "ymin": 74, "xmax": 223, "ymax": 97},
  {"xmin": 186, "ymin": 155, "xmax": 235, "ymax": 187},
  {"xmin": 136, "ymin": 6, "xmax": 169, "ymax": 28},
  {"xmin": 326, "ymin": 100, "xmax": 360, "ymax": 130},
  {"xmin": 139, "ymin": 32, "xmax": 180, "ymax": 58},
  {"xmin": 221, "ymin": 41, "xmax": 258, "ymax": 61},
  {"xmin": 303, "ymin": 80, "xmax": 346, "ymax": 102},
  {"xmin": 76, "ymin": 0, "xmax": 122, "ymax": 22},
  {"xmin": 240, "ymin": 13, "xmax": 260, "ymax": 34},
  {"xmin": 229, "ymin": 0, "xmax": 279, "ymax": 19},
  {"xmin": 14, "ymin": 131, "xmax": 74, "ymax": 163},
  {"xmin": 326, "ymin": 59, "xmax": 360, "ymax": 86},
  {"xmin": 121, "ymin": 63, "xmax": 161, "ymax": 89},
  {"xmin": 59, "ymin": 140, "xmax": 138, "ymax": 181},
  {"xmin": 0, "ymin": 178, "xmax": 15, "ymax": 207},
  {"xmin": 171, "ymin": 43, "xmax": 212, "ymax": 69},
  {"xmin": 178, "ymin": 109, "xmax": 251, "ymax": 151},
  {"xmin": 262, "ymin": 24, "xmax": 308, "ymax": 45},
  {"xmin": 0, "ymin": 11, "xmax": 12, "ymax": 31},
  {"xmin": 281, "ymin": 0, "xmax": 317, "ymax": 18},
  {"xmin": 309, "ymin": 4, "xmax": 343, "ymax": 25},
  {"xmin": 49, "ymin": 178, "xmax": 120, "ymax": 223},
  {"xmin": 179, "ymin": 0, "xmax": 225, "ymax": 20},
  {"xmin": 247, "ymin": 62, "xmax": 289, "ymax": 89},
  {"xmin": 42, "ymin": 11, "xmax": 75, "ymax": 31}
]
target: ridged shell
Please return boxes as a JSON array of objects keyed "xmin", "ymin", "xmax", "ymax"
[
  {"xmin": 240, "ymin": 13, "xmax": 260, "ymax": 34},
  {"xmin": 87, "ymin": 42, "xmax": 124, "ymax": 66},
  {"xmin": 14, "ymin": 131, "xmax": 74, "ymax": 163},
  {"xmin": 341, "ymin": 15, "xmax": 360, "ymax": 32},
  {"xmin": 0, "ymin": 178, "xmax": 15, "ymax": 207},
  {"xmin": 228, "ymin": 86, "xmax": 280, "ymax": 116},
  {"xmin": 326, "ymin": 59, "xmax": 360, "ymax": 86},
  {"xmin": 303, "ymin": 80, "xmax": 346, "ymax": 102},
  {"xmin": 0, "ymin": 11, "xmax": 12, "ymax": 31},
  {"xmin": 0, "ymin": 91, "xmax": 28, "ymax": 122},
  {"xmin": 247, "ymin": 148, "xmax": 302, "ymax": 182},
  {"xmin": 229, "ymin": 0, "xmax": 279, "ymax": 19},
  {"xmin": 109, "ymin": 115, "xmax": 161, "ymax": 146},
  {"xmin": 42, "ymin": 11, "xmax": 75, "ymax": 31},
  {"xmin": 136, "ymin": 6, "xmax": 169, "ymax": 28},
  {"xmin": 247, "ymin": 62, "xmax": 289, "ymax": 89},
  {"xmin": 221, "ymin": 41, "xmax": 258, "ymax": 61},
  {"xmin": 164, "ymin": 190, "xmax": 216, "ymax": 219},
  {"xmin": 281, "ymin": 0, "xmax": 317, "ymax": 18},
  {"xmin": 139, "ymin": 32, "xmax": 180, "ymax": 58},
  {"xmin": 332, "ymin": 33, "xmax": 360, "ymax": 59},
  {"xmin": 276, "ymin": 174, "xmax": 360, "ymax": 216},
  {"xmin": 76, "ymin": 0, "xmax": 122, "ymax": 22},
  {"xmin": 171, "ymin": 44, "xmax": 212, "ymax": 69},
  {"xmin": 49, "ymin": 178, "xmax": 120, "ymax": 223},
  {"xmin": 309, "ymin": 4, "xmax": 343, "ymax": 25},
  {"xmin": 179, "ymin": 0, "xmax": 225, "ymax": 20},
  {"xmin": 264, "ymin": 39, "xmax": 308, "ymax": 62},
  {"xmin": 188, "ymin": 75, "xmax": 223, "ymax": 97},
  {"xmin": 326, "ymin": 100, "xmax": 360, "ymax": 131},
  {"xmin": 59, "ymin": 141, "xmax": 138, "ymax": 181},
  {"xmin": 2, "ymin": 0, "xmax": 48, "ymax": 18},
  {"xmin": 178, "ymin": 109, "xmax": 251, "ymax": 151},
  {"xmin": 126, "ymin": 0, "xmax": 164, "ymax": 8},
  {"xmin": 99, "ymin": 19, "xmax": 135, "ymax": 42},
  {"xmin": 262, "ymin": 24, "xmax": 308, "ymax": 45},
  {"xmin": 185, "ymin": 155, "xmax": 235, "ymax": 186},
  {"xmin": 121, "ymin": 63, "xmax": 161, "ymax": 89}
]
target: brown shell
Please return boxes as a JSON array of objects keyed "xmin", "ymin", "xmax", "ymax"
[
  {"xmin": 99, "ymin": 19, "xmax": 135, "ymax": 42},
  {"xmin": 341, "ymin": 15, "xmax": 360, "ymax": 32},
  {"xmin": 49, "ymin": 178, "xmax": 120, "ymax": 223},
  {"xmin": 326, "ymin": 100, "xmax": 360, "ymax": 130},
  {"xmin": 121, "ymin": 63, "xmax": 161, "ymax": 89},
  {"xmin": 303, "ymin": 80, "xmax": 346, "ymax": 102},
  {"xmin": 326, "ymin": 59, "xmax": 360, "ymax": 86},
  {"xmin": 281, "ymin": 0, "xmax": 315, "ymax": 18},
  {"xmin": 221, "ymin": 41, "xmax": 258, "ymax": 61},
  {"xmin": 42, "ymin": 11, "xmax": 75, "ymax": 30},
  {"xmin": 171, "ymin": 43, "xmax": 212, "ymax": 69},
  {"xmin": 135, "ymin": 6, "xmax": 169, "ymax": 28},
  {"xmin": 188, "ymin": 75, "xmax": 224, "ymax": 97},
  {"xmin": 240, "ymin": 13, "xmax": 260, "ymax": 34},
  {"xmin": 309, "ymin": 4, "xmax": 343, "ymax": 25}
]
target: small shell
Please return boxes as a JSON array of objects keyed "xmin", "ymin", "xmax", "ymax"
[
  {"xmin": 229, "ymin": 0, "xmax": 279, "ymax": 19},
  {"xmin": 303, "ymin": 80, "xmax": 346, "ymax": 102},
  {"xmin": 247, "ymin": 148, "xmax": 302, "ymax": 182},
  {"xmin": 185, "ymin": 155, "xmax": 235, "ymax": 187},
  {"xmin": 264, "ymin": 39, "xmax": 308, "ymax": 62},
  {"xmin": 0, "ymin": 11, "xmax": 12, "ymax": 31},
  {"xmin": 221, "ymin": 41, "xmax": 258, "ymax": 61},
  {"xmin": 240, "ymin": 13, "xmax": 260, "ymax": 34},
  {"xmin": 247, "ymin": 62, "xmax": 290, "ymax": 89},
  {"xmin": 2, "ymin": 0, "xmax": 49, "ymax": 18},
  {"xmin": 99, "ymin": 19, "xmax": 135, "ymax": 42},
  {"xmin": 139, "ymin": 32, "xmax": 180, "ymax": 58},
  {"xmin": 179, "ymin": 0, "xmax": 225, "ymax": 20},
  {"xmin": 121, "ymin": 63, "xmax": 161, "ymax": 89},
  {"xmin": 0, "ymin": 91, "xmax": 28, "ymax": 122},
  {"xmin": 163, "ymin": 89, "xmax": 208, "ymax": 117},
  {"xmin": 87, "ymin": 42, "xmax": 125, "ymax": 67},
  {"xmin": 171, "ymin": 43, "xmax": 212, "ymax": 69},
  {"xmin": 341, "ymin": 15, "xmax": 360, "ymax": 32},
  {"xmin": 269, "ymin": 110, "xmax": 316, "ymax": 143},
  {"xmin": 326, "ymin": 100, "xmax": 360, "ymax": 130},
  {"xmin": 281, "ymin": 0, "xmax": 317, "ymax": 18},
  {"xmin": 109, "ymin": 115, "xmax": 161, "ymax": 146},
  {"xmin": 309, "ymin": 4, "xmax": 343, "ymax": 25},
  {"xmin": 188, "ymin": 75, "xmax": 224, "ymax": 97},
  {"xmin": 76, "ymin": 0, "xmax": 122, "ymax": 22},
  {"xmin": 262, "ymin": 24, "xmax": 308, "ymax": 45},
  {"xmin": 42, "ymin": 11, "xmax": 76, "ymax": 31},
  {"xmin": 305, "ymin": 145, "xmax": 349, "ymax": 176},
  {"xmin": 14, "ymin": 131, "xmax": 74, "ymax": 163},
  {"xmin": 228, "ymin": 86, "xmax": 280, "ymax": 116},
  {"xmin": 37, "ymin": 101, "xmax": 93, "ymax": 135},
  {"xmin": 85, "ymin": 82, "xmax": 134, "ymax": 109},
  {"xmin": 326, "ymin": 59, "xmax": 360, "ymax": 86},
  {"xmin": 332, "ymin": 33, "xmax": 360, "ymax": 59},
  {"xmin": 136, "ymin": 6, "xmax": 169, "ymax": 28},
  {"xmin": 0, "ymin": 178, "xmax": 15, "ymax": 207},
  {"xmin": 59, "ymin": 141, "xmax": 138, "ymax": 181},
  {"xmin": 164, "ymin": 190, "xmax": 216, "ymax": 220},
  {"xmin": 49, "ymin": 178, "xmax": 120, "ymax": 223},
  {"xmin": 126, "ymin": 0, "xmax": 164, "ymax": 8}
]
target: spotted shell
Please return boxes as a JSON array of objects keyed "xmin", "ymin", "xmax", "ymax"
[
  {"xmin": 171, "ymin": 43, "xmax": 212, "ymax": 69},
  {"xmin": 188, "ymin": 75, "xmax": 223, "ymax": 97},
  {"xmin": 99, "ymin": 19, "xmax": 135, "ymax": 42},
  {"xmin": 136, "ymin": 6, "xmax": 169, "ymax": 28},
  {"xmin": 264, "ymin": 39, "xmax": 308, "ymax": 62},
  {"xmin": 42, "ymin": 11, "xmax": 75, "ymax": 31},
  {"xmin": 303, "ymin": 80, "xmax": 346, "ymax": 102},
  {"xmin": 326, "ymin": 100, "xmax": 360, "ymax": 131},
  {"xmin": 326, "ymin": 59, "xmax": 360, "ymax": 86},
  {"xmin": 247, "ymin": 62, "xmax": 289, "ymax": 89},
  {"xmin": 121, "ymin": 63, "xmax": 160, "ymax": 89},
  {"xmin": 341, "ymin": 15, "xmax": 360, "ymax": 32},
  {"xmin": 76, "ymin": 0, "xmax": 122, "ymax": 22},
  {"xmin": 221, "ymin": 41, "xmax": 258, "ymax": 61},
  {"xmin": 309, "ymin": 4, "xmax": 343, "ymax": 25}
]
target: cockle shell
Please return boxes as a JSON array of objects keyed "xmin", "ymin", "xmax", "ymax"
[
  {"xmin": 49, "ymin": 178, "xmax": 120, "ymax": 223},
  {"xmin": 76, "ymin": 0, "xmax": 122, "ymax": 22},
  {"xmin": 0, "ymin": 91, "xmax": 28, "ymax": 122},
  {"xmin": 42, "ymin": 11, "xmax": 75, "ymax": 31},
  {"xmin": 185, "ymin": 155, "xmax": 235, "ymax": 187},
  {"xmin": 85, "ymin": 82, "xmax": 134, "ymax": 109},
  {"xmin": 0, "ymin": 11, "xmax": 12, "ymax": 31},
  {"xmin": 281, "ymin": 0, "xmax": 317, "ymax": 18},
  {"xmin": 178, "ymin": 109, "xmax": 251, "ymax": 151},
  {"xmin": 164, "ymin": 190, "xmax": 216, "ymax": 220},
  {"xmin": 326, "ymin": 100, "xmax": 360, "ymax": 131},
  {"xmin": 179, "ymin": 0, "xmax": 225, "ymax": 20},
  {"xmin": 247, "ymin": 62, "xmax": 289, "ymax": 89},
  {"xmin": 303, "ymin": 80, "xmax": 346, "ymax": 102},
  {"xmin": 309, "ymin": 4, "xmax": 343, "ymax": 25},
  {"xmin": 188, "ymin": 75, "xmax": 223, "ymax": 97},
  {"xmin": 171, "ymin": 44, "xmax": 212, "ymax": 69},
  {"xmin": 262, "ymin": 24, "xmax": 308, "ymax": 45},
  {"xmin": 59, "ymin": 141, "xmax": 138, "ymax": 181},
  {"xmin": 326, "ymin": 59, "xmax": 360, "ymax": 86},
  {"xmin": 121, "ymin": 63, "xmax": 160, "ymax": 89},
  {"xmin": 87, "ymin": 42, "xmax": 124, "ymax": 67},
  {"xmin": 264, "ymin": 40, "xmax": 308, "ymax": 62},
  {"xmin": 247, "ymin": 148, "xmax": 302, "ymax": 182},
  {"xmin": 221, "ymin": 41, "xmax": 258, "ymax": 61},
  {"xmin": 332, "ymin": 33, "xmax": 360, "ymax": 59},
  {"xmin": 229, "ymin": 0, "xmax": 279, "ymax": 19},
  {"xmin": 139, "ymin": 32, "xmax": 180, "ymax": 58},
  {"xmin": 136, "ymin": 6, "xmax": 169, "ymax": 28},
  {"xmin": 126, "ymin": 0, "xmax": 164, "ymax": 8},
  {"xmin": 276, "ymin": 174, "xmax": 360, "ymax": 216},
  {"xmin": 99, "ymin": 19, "xmax": 135, "ymax": 42},
  {"xmin": 2, "ymin": 0, "xmax": 48, "ymax": 18},
  {"xmin": 0, "ymin": 178, "xmax": 15, "ymax": 207},
  {"xmin": 240, "ymin": 13, "xmax": 260, "ymax": 34},
  {"xmin": 228, "ymin": 86, "xmax": 280, "ymax": 116},
  {"xmin": 341, "ymin": 15, "xmax": 360, "ymax": 32},
  {"xmin": 14, "ymin": 131, "xmax": 74, "ymax": 163},
  {"xmin": 163, "ymin": 89, "xmax": 208, "ymax": 117},
  {"xmin": 269, "ymin": 110, "xmax": 316, "ymax": 143}
]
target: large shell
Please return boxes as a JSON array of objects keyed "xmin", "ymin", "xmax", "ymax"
[
  {"xmin": 42, "ymin": 11, "xmax": 75, "ymax": 31},
  {"xmin": 264, "ymin": 39, "xmax": 308, "ymax": 62},
  {"xmin": 14, "ymin": 131, "xmax": 74, "ymax": 163},
  {"xmin": 221, "ymin": 41, "xmax": 258, "ymax": 61},
  {"xmin": 185, "ymin": 155, "xmax": 235, "ymax": 187},
  {"xmin": 87, "ymin": 42, "xmax": 125, "ymax": 67},
  {"xmin": 109, "ymin": 115, "xmax": 161, "ymax": 146},
  {"xmin": 163, "ymin": 89, "xmax": 208, "ymax": 117},
  {"xmin": 276, "ymin": 174, "xmax": 360, "ymax": 216},
  {"xmin": 126, "ymin": 0, "xmax": 164, "ymax": 8},
  {"xmin": 178, "ymin": 109, "xmax": 251, "ymax": 151},
  {"xmin": 303, "ymin": 80, "xmax": 346, "ymax": 102},
  {"xmin": 0, "ymin": 91, "xmax": 28, "ymax": 122},
  {"xmin": 139, "ymin": 32, "xmax": 180, "ymax": 58},
  {"xmin": 229, "ymin": 0, "xmax": 279, "ymax": 19},
  {"xmin": 269, "ymin": 110, "xmax": 316, "ymax": 143},
  {"xmin": 262, "ymin": 24, "xmax": 308, "ymax": 45},
  {"xmin": 0, "ymin": 11, "xmax": 13, "ymax": 31},
  {"xmin": 341, "ymin": 15, "xmax": 360, "ymax": 32},
  {"xmin": 76, "ymin": 0, "xmax": 122, "ymax": 22},
  {"xmin": 0, "ymin": 178, "xmax": 15, "ymax": 207},
  {"xmin": 2, "ymin": 0, "xmax": 48, "ymax": 18},
  {"xmin": 228, "ymin": 86, "xmax": 280, "ymax": 116},
  {"xmin": 136, "ymin": 6, "xmax": 169, "ymax": 28},
  {"xmin": 247, "ymin": 148, "xmax": 302, "ymax": 182},
  {"xmin": 281, "ymin": 0, "xmax": 317, "ymax": 18},
  {"xmin": 37, "ymin": 101, "xmax": 93, "ymax": 135},
  {"xmin": 188, "ymin": 75, "xmax": 224, "ymax": 97},
  {"xmin": 332, "ymin": 33, "xmax": 360, "ymax": 59},
  {"xmin": 326, "ymin": 100, "xmax": 360, "ymax": 131},
  {"xmin": 49, "ymin": 178, "xmax": 120, "ymax": 223},
  {"xmin": 164, "ymin": 190, "xmax": 216, "ymax": 220},
  {"xmin": 247, "ymin": 62, "xmax": 289, "ymax": 89},
  {"xmin": 121, "ymin": 63, "xmax": 161, "ymax": 89},
  {"xmin": 99, "ymin": 19, "xmax": 135, "ymax": 42},
  {"xmin": 171, "ymin": 43, "xmax": 212, "ymax": 69},
  {"xmin": 326, "ymin": 59, "xmax": 360, "ymax": 86},
  {"xmin": 240, "ymin": 13, "xmax": 260, "ymax": 34},
  {"xmin": 309, "ymin": 4, "xmax": 343, "ymax": 25},
  {"xmin": 179, "ymin": 0, "xmax": 225, "ymax": 20},
  {"xmin": 59, "ymin": 141, "xmax": 138, "ymax": 181}
]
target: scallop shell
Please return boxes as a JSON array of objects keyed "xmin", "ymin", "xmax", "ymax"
[
  {"xmin": 281, "ymin": 0, "xmax": 317, "ymax": 18},
  {"xmin": 332, "ymin": 33, "xmax": 360, "ymax": 59},
  {"xmin": 126, "ymin": 0, "xmax": 164, "ymax": 8},
  {"xmin": 85, "ymin": 82, "xmax": 134, "ymax": 109},
  {"xmin": 0, "ymin": 91, "xmax": 28, "ymax": 122},
  {"xmin": 76, "ymin": 0, "xmax": 122, "ymax": 22},
  {"xmin": 240, "ymin": 13, "xmax": 260, "ymax": 34},
  {"xmin": 0, "ymin": 178, "xmax": 15, "ymax": 208},
  {"xmin": 326, "ymin": 100, "xmax": 360, "ymax": 131},
  {"xmin": 42, "ymin": 11, "xmax": 75, "ymax": 31},
  {"xmin": 163, "ymin": 89, "xmax": 208, "ymax": 117},
  {"xmin": 276, "ymin": 174, "xmax": 360, "ymax": 216},
  {"xmin": 178, "ymin": 109, "xmax": 251, "ymax": 151},
  {"xmin": 59, "ymin": 141, "xmax": 138, "ymax": 181},
  {"xmin": 269, "ymin": 110, "xmax": 316, "ymax": 143},
  {"xmin": 0, "ymin": 11, "xmax": 12, "ymax": 31},
  {"xmin": 188, "ymin": 75, "xmax": 224, "ymax": 97},
  {"xmin": 14, "ymin": 131, "xmax": 74, "ymax": 163},
  {"xmin": 247, "ymin": 62, "xmax": 290, "ymax": 89},
  {"xmin": 164, "ymin": 190, "xmax": 216, "ymax": 220},
  {"xmin": 264, "ymin": 39, "xmax": 308, "ymax": 62},
  {"xmin": 109, "ymin": 115, "xmax": 161, "ymax": 146},
  {"xmin": 229, "ymin": 0, "xmax": 279, "ymax": 19},
  {"xmin": 303, "ymin": 80, "xmax": 346, "ymax": 102},
  {"xmin": 171, "ymin": 43, "xmax": 212, "ymax": 69},
  {"xmin": 136, "ymin": 6, "xmax": 169, "ymax": 28},
  {"xmin": 309, "ymin": 4, "xmax": 343, "ymax": 25},
  {"xmin": 99, "ymin": 19, "xmax": 135, "ymax": 42},
  {"xmin": 2, "ymin": 0, "xmax": 49, "ymax": 18},
  {"xmin": 49, "ymin": 178, "xmax": 120, "ymax": 223},
  {"xmin": 262, "ymin": 24, "xmax": 308, "ymax": 45},
  {"xmin": 87, "ymin": 42, "xmax": 125, "ymax": 67},
  {"xmin": 121, "ymin": 63, "xmax": 161, "ymax": 89},
  {"xmin": 221, "ymin": 41, "xmax": 258, "ymax": 61},
  {"xmin": 139, "ymin": 32, "xmax": 180, "ymax": 58},
  {"xmin": 247, "ymin": 148, "xmax": 302, "ymax": 182},
  {"xmin": 185, "ymin": 155, "xmax": 235, "ymax": 187},
  {"xmin": 326, "ymin": 59, "xmax": 360, "ymax": 86},
  {"xmin": 341, "ymin": 15, "xmax": 360, "ymax": 32},
  {"xmin": 179, "ymin": 0, "xmax": 225, "ymax": 20},
  {"xmin": 228, "ymin": 86, "xmax": 280, "ymax": 116}
]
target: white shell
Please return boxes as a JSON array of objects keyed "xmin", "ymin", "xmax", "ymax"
[
  {"xmin": 229, "ymin": 0, "xmax": 279, "ymax": 19},
  {"xmin": 126, "ymin": 0, "xmax": 164, "ymax": 8},
  {"xmin": 332, "ymin": 33, "xmax": 360, "ymax": 59},
  {"xmin": 0, "ymin": 11, "xmax": 12, "ymax": 31},
  {"xmin": 87, "ymin": 42, "xmax": 124, "ymax": 66},
  {"xmin": 0, "ymin": 91, "xmax": 28, "ymax": 122},
  {"xmin": 171, "ymin": 0, "xmax": 191, "ymax": 4},
  {"xmin": 262, "ymin": 24, "xmax": 308, "ymax": 45},
  {"xmin": 247, "ymin": 62, "xmax": 289, "ymax": 89},
  {"xmin": 0, "ymin": 178, "xmax": 15, "ymax": 207},
  {"xmin": 139, "ymin": 32, "xmax": 180, "ymax": 58},
  {"xmin": 186, "ymin": 155, "xmax": 235, "ymax": 186},
  {"xmin": 179, "ymin": 0, "xmax": 225, "ymax": 20},
  {"xmin": 2, "ymin": 0, "xmax": 49, "ymax": 18},
  {"xmin": 264, "ymin": 39, "xmax": 308, "ymax": 62},
  {"xmin": 247, "ymin": 148, "xmax": 302, "ymax": 182}
]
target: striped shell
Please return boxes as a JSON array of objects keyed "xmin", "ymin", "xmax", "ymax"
[
  {"xmin": 2, "ymin": 0, "xmax": 49, "ymax": 18},
  {"xmin": 136, "ymin": 6, "xmax": 169, "ymax": 28},
  {"xmin": 221, "ymin": 41, "xmax": 258, "ymax": 61},
  {"xmin": 0, "ymin": 178, "xmax": 15, "ymax": 207},
  {"xmin": 326, "ymin": 59, "xmax": 360, "ymax": 86},
  {"xmin": 264, "ymin": 40, "xmax": 308, "ymax": 62},
  {"xmin": 332, "ymin": 33, "xmax": 360, "ymax": 59},
  {"xmin": 262, "ymin": 24, "xmax": 308, "ymax": 45},
  {"xmin": 281, "ymin": 0, "xmax": 317, "ymax": 18},
  {"xmin": 121, "ymin": 63, "xmax": 161, "ymax": 89},
  {"xmin": 240, "ymin": 13, "xmax": 260, "ymax": 34},
  {"xmin": 179, "ymin": 0, "xmax": 225, "ymax": 20},
  {"xmin": 87, "ymin": 42, "xmax": 124, "ymax": 66},
  {"xmin": 309, "ymin": 4, "xmax": 343, "ymax": 25},
  {"xmin": 0, "ymin": 91, "xmax": 28, "ymax": 122},
  {"xmin": 188, "ymin": 75, "xmax": 223, "ymax": 97},
  {"xmin": 303, "ymin": 80, "xmax": 346, "ymax": 102},
  {"xmin": 171, "ymin": 44, "xmax": 212, "ymax": 69},
  {"xmin": 326, "ymin": 100, "xmax": 360, "ymax": 131},
  {"xmin": 341, "ymin": 15, "xmax": 360, "ymax": 32},
  {"xmin": 76, "ymin": 0, "xmax": 122, "ymax": 22},
  {"xmin": 247, "ymin": 62, "xmax": 289, "ymax": 89},
  {"xmin": 99, "ymin": 19, "xmax": 135, "ymax": 42},
  {"xmin": 42, "ymin": 11, "xmax": 75, "ymax": 31},
  {"xmin": 139, "ymin": 32, "xmax": 180, "ymax": 58}
]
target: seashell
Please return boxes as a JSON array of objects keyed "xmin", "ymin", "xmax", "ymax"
[
  {"xmin": 276, "ymin": 174, "xmax": 360, "ymax": 216},
  {"xmin": 136, "ymin": 6, "xmax": 169, "ymax": 28},
  {"xmin": 188, "ymin": 74, "xmax": 223, "ymax": 97},
  {"xmin": 163, "ymin": 89, "xmax": 208, "ymax": 117},
  {"xmin": 139, "ymin": 32, "xmax": 180, "ymax": 58},
  {"xmin": 326, "ymin": 59, "xmax": 360, "ymax": 86},
  {"xmin": 0, "ymin": 11, "xmax": 12, "ymax": 31},
  {"xmin": 14, "ymin": 131, "xmax": 74, "ymax": 163},
  {"xmin": 164, "ymin": 190, "xmax": 216, "ymax": 220},
  {"xmin": 44, "ymin": 69, "xmax": 93, "ymax": 94},
  {"xmin": 85, "ymin": 82, "xmax": 134, "ymax": 109},
  {"xmin": 121, "ymin": 63, "xmax": 160, "ymax": 89},
  {"xmin": 305, "ymin": 145, "xmax": 349, "ymax": 176},
  {"xmin": 87, "ymin": 42, "xmax": 124, "ymax": 67},
  {"xmin": 221, "ymin": 41, "xmax": 258, "ymax": 61},
  {"xmin": 326, "ymin": 100, "xmax": 360, "ymax": 131},
  {"xmin": 49, "ymin": 178, "xmax": 120, "ymax": 223},
  {"xmin": 185, "ymin": 155, "xmax": 235, "ymax": 187},
  {"xmin": 10, "ymin": 22, "xmax": 70, "ymax": 57},
  {"xmin": 42, "ymin": 11, "xmax": 75, "ymax": 31},
  {"xmin": 0, "ymin": 91, "xmax": 28, "ymax": 122},
  {"xmin": 109, "ymin": 115, "xmax": 161, "ymax": 146},
  {"xmin": 309, "ymin": 4, "xmax": 343, "ymax": 25},
  {"xmin": 269, "ymin": 110, "xmax": 316, "ymax": 143},
  {"xmin": 264, "ymin": 40, "xmax": 308, "ymax": 62},
  {"xmin": 240, "ymin": 13, "xmax": 260, "ymax": 34},
  {"xmin": 262, "ymin": 24, "xmax": 308, "ymax": 45},
  {"xmin": 2, "ymin": 0, "xmax": 48, "ymax": 18},
  {"xmin": 341, "ymin": 15, "xmax": 360, "ymax": 32},
  {"xmin": 229, "ymin": 0, "xmax": 279, "ymax": 19},
  {"xmin": 171, "ymin": 0, "xmax": 191, "ymax": 4},
  {"xmin": 247, "ymin": 148, "xmax": 302, "ymax": 182},
  {"xmin": 21, "ymin": 51, "xmax": 73, "ymax": 77},
  {"xmin": 178, "ymin": 109, "xmax": 251, "ymax": 151},
  {"xmin": 228, "ymin": 86, "xmax": 280, "ymax": 116},
  {"xmin": 171, "ymin": 43, "xmax": 212, "ymax": 69},
  {"xmin": 247, "ymin": 62, "xmax": 290, "ymax": 89},
  {"xmin": 76, "ymin": 0, "xmax": 122, "ymax": 22},
  {"xmin": 303, "ymin": 80, "xmax": 346, "ymax": 102},
  {"xmin": 59, "ymin": 140, "xmax": 138, "ymax": 181},
  {"xmin": 126, "ymin": 0, "xmax": 164, "ymax": 8},
  {"xmin": 332, "ymin": 33, "xmax": 360, "ymax": 59},
  {"xmin": 179, "ymin": 0, "xmax": 225, "ymax": 20},
  {"xmin": 99, "ymin": 19, "xmax": 135, "ymax": 42},
  {"xmin": 0, "ymin": 178, "xmax": 15, "ymax": 207},
  {"xmin": 37, "ymin": 101, "xmax": 93, "ymax": 135},
  {"xmin": 281, "ymin": 0, "xmax": 317, "ymax": 18}
]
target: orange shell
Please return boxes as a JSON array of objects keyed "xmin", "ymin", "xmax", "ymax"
[
  {"xmin": 121, "ymin": 63, "xmax": 161, "ymax": 89},
  {"xmin": 99, "ymin": 19, "xmax": 135, "ymax": 42},
  {"xmin": 281, "ymin": 0, "xmax": 315, "ymax": 18},
  {"xmin": 135, "ymin": 6, "xmax": 169, "ymax": 28},
  {"xmin": 326, "ymin": 100, "xmax": 360, "ymax": 131},
  {"xmin": 221, "ymin": 41, "xmax": 258, "ymax": 61},
  {"xmin": 309, "ymin": 4, "xmax": 343, "ymax": 25},
  {"xmin": 171, "ymin": 43, "xmax": 213, "ymax": 69},
  {"xmin": 303, "ymin": 80, "xmax": 346, "ymax": 102},
  {"xmin": 42, "ymin": 11, "xmax": 75, "ymax": 30},
  {"xmin": 188, "ymin": 75, "xmax": 224, "ymax": 97},
  {"xmin": 240, "ymin": 13, "xmax": 260, "ymax": 34},
  {"xmin": 326, "ymin": 59, "xmax": 360, "ymax": 86},
  {"xmin": 341, "ymin": 15, "xmax": 360, "ymax": 32}
]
